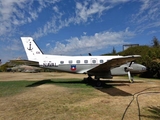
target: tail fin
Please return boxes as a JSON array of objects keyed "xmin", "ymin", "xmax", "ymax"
[{"xmin": 21, "ymin": 37, "xmax": 43, "ymax": 61}]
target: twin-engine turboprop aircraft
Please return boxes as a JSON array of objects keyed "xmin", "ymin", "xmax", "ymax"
[{"xmin": 20, "ymin": 37, "xmax": 146, "ymax": 86}]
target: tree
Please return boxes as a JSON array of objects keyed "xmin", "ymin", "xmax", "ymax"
[
  {"xmin": 112, "ymin": 47, "xmax": 116, "ymax": 54},
  {"xmin": 152, "ymin": 36, "xmax": 160, "ymax": 47}
]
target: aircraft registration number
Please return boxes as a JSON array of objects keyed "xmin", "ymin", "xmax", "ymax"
[{"xmin": 41, "ymin": 62, "xmax": 58, "ymax": 67}]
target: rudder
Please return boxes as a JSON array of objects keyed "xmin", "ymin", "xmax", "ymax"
[{"xmin": 21, "ymin": 37, "xmax": 43, "ymax": 61}]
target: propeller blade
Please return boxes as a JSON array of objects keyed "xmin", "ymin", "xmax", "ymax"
[
  {"xmin": 128, "ymin": 71, "xmax": 133, "ymax": 83},
  {"xmin": 129, "ymin": 61, "xmax": 133, "ymax": 67}
]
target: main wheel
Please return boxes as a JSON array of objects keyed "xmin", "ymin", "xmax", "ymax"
[{"xmin": 96, "ymin": 80, "xmax": 102, "ymax": 87}]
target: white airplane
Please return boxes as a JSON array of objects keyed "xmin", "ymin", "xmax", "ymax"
[{"xmin": 20, "ymin": 37, "xmax": 146, "ymax": 86}]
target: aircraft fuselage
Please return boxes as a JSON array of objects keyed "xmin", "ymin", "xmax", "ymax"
[{"xmin": 37, "ymin": 55, "xmax": 146, "ymax": 76}]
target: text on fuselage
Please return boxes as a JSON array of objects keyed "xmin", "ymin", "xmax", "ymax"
[{"xmin": 41, "ymin": 62, "xmax": 58, "ymax": 67}]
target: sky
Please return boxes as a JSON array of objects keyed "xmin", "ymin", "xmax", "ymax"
[{"xmin": 1, "ymin": 0, "xmax": 160, "ymax": 63}]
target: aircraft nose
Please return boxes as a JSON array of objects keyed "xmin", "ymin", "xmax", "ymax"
[{"xmin": 142, "ymin": 66, "xmax": 147, "ymax": 72}]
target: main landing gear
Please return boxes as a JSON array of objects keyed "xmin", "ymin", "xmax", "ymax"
[{"xmin": 83, "ymin": 75, "xmax": 102, "ymax": 87}]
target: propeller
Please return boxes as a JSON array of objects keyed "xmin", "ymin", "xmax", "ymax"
[{"xmin": 124, "ymin": 61, "xmax": 134, "ymax": 83}]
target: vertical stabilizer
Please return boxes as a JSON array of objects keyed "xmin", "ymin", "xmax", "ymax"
[{"xmin": 21, "ymin": 37, "xmax": 43, "ymax": 61}]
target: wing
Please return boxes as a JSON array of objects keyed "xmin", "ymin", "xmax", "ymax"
[{"xmin": 87, "ymin": 55, "xmax": 141, "ymax": 74}]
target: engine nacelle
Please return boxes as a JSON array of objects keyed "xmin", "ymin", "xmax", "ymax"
[{"xmin": 124, "ymin": 67, "xmax": 133, "ymax": 72}]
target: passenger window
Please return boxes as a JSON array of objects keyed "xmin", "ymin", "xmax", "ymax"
[
  {"xmin": 68, "ymin": 60, "xmax": 73, "ymax": 64},
  {"xmin": 60, "ymin": 61, "xmax": 64, "ymax": 64},
  {"xmin": 92, "ymin": 60, "xmax": 96, "ymax": 64},
  {"xmin": 100, "ymin": 60, "xmax": 104, "ymax": 63},
  {"xmin": 84, "ymin": 60, "xmax": 88, "ymax": 64},
  {"xmin": 76, "ymin": 60, "xmax": 80, "ymax": 64}
]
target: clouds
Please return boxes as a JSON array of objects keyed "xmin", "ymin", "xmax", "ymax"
[
  {"xmin": 1, "ymin": 0, "xmax": 160, "ymax": 62},
  {"xmin": 75, "ymin": 1, "xmax": 109, "ymax": 22},
  {"xmin": 0, "ymin": 0, "xmax": 60, "ymax": 62},
  {"xmin": 1, "ymin": 0, "xmax": 160, "ymax": 39},
  {"xmin": 33, "ymin": 0, "xmax": 113, "ymax": 39},
  {"xmin": 51, "ymin": 29, "xmax": 134, "ymax": 55},
  {"xmin": 0, "ymin": 38, "xmax": 24, "ymax": 62},
  {"xmin": 131, "ymin": 0, "xmax": 160, "ymax": 32},
  {"xmin": 32, "ymin": 0, "xmax": 135, "ymax": 39},
  {"xmin": 0, "ymin": 0, "xmax": 29, "ymax": 35},
  {"xmin": 0, "ymin": 0, "xmax": 60, "ymax": 36}
]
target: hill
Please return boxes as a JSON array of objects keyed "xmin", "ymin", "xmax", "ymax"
[{"xmin": 118, "ymin": 45, "xmax": 160, "ymax": 78}]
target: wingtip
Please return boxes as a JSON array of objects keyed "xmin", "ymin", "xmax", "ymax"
[
  {"xmin": 132, "ymin": 55, "xmax": 141, "ymax": 57},
  {"xmin": 126, "ymin": 55, "xmax": 141, "ymax": 58}
]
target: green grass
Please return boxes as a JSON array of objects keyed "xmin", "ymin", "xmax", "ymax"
[
  {"xmin": 25, "ymin": 78, "xmax": 95, "ymax": 88},
  {"xmin": 0, "ymin": 78, "xmax": 94, "ymax": 97},
  {"xmin": 142, "ymin": 106, "xmax": 160, "ymax": 119},
  {"xmin": 51, "ymin": 78, "xmax": 94, "ymax": 88},
  {"xmin": 0, "ymin": 81, "xmax": 34, "ymax": 97},
  {"xmin": 0, "ymin": 78, "xmax": 101, "ymax": 120}
]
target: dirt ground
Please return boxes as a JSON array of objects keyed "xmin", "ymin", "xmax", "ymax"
[{"xmin": 0, "ymin": 72, "xmax": 160, "ymax": 120}]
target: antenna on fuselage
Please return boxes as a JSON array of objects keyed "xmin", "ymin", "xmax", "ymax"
[{"xmin": 88, "ymin": 53, "xmax": 92, "ymax": 56}]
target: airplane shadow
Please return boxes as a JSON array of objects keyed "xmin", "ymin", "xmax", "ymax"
[
  {"xmin": 90, "ymin": 80, "xmax": 132, "ymax": 96},
  {"xmin": 26, "ymin": 79, "xmax": 136, "ymax": 96},
  {"xmin": 96, "ymin": 84, "xmax": 131, "ymax": 96},
  {"xmin": 84, "ymin": 79, "xmax": 143, "ymax": 96},
  {"xmin": 26, "ymin": 79, "xmax": 84, "ymax": 87}
]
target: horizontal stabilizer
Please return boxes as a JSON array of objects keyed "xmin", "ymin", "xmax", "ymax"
[{"xmin": 10, "ymin": 60, "xmax": 39, "ymax": 67}]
